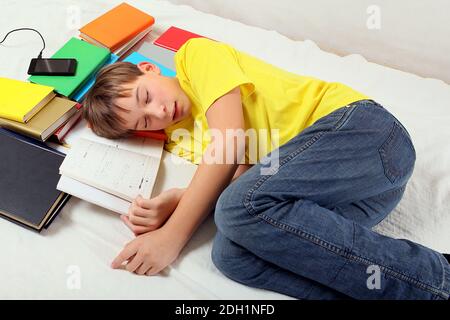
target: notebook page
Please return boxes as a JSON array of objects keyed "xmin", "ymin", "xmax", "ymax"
[
  {"xmin": 80, "ymin": 124, "xmax": 164, "ymax": 159},
  {"xmin": 57, "ymin": 151, "xmax": 198, "ymax": 215},
  {"xmin": 57, "ymin": 175, "xmax": 129, "ymax": 215},
  {"xmin": 59, "ymin": 137, "xmax": 161, "ymax": 201}
]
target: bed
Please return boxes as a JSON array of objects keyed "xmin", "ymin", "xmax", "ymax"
[{"xmin": 0, "ymin": 0, "xmax": 449, "ymax": 299}]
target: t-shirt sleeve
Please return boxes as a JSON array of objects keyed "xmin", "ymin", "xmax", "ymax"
[{"xmin": 176, "ymin": 38, "xmax": 255, "ymax": 114}]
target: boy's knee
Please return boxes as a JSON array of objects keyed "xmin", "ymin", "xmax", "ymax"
[
  {"xmin": 214, "ymin": 183, "xmax": 244, "ymax": 231},
  {"xmin": 211, "ymin": 232, "xmax": 239, "ymax": 279},
  {"xmin": 211, "ymin": 232, "xmax": 259, "ymax": 286}
]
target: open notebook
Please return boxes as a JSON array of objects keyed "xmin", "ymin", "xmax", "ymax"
[
  {"xmin": 59, "ymin": 126, "xmax": 163, "ymax": 205},
  {"xmin": 57, "ymin": 125, "xmax": 197, "ymax": 214},
  {"xmin": 58, "ymin": 150, "xmax": 197, "ymax": 214}
]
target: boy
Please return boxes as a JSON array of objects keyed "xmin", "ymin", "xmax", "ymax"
[{"xmin": 83, "ymin": 38, "xmax": 450, "ymax": 299}]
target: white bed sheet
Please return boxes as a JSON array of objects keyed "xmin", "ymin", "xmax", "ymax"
[{"xmin": 0, "ymin": 0, "xmax": 449, "ymax": 299}]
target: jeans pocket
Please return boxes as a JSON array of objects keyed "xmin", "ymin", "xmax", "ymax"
[{"xmin": 378, "ymin": 121, "xmax": 416, "ymax": 185}]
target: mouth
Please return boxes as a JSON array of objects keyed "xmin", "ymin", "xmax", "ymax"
[{"xmin": 172, "ymin": 101, "xmax": 177, "ymax": 121}]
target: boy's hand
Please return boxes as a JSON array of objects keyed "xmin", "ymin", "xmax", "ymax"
[
  {"xmin": 122, "ymin": 188, "xmax": 185, "ymax": 236},
  {"xmin": 111, "ymin": 226, "xmax": 184, "ymax": 276}
]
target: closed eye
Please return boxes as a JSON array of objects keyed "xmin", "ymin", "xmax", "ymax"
[{"xmin": 146, "ymin": 91, "xmax": 151, "ymax": 104}]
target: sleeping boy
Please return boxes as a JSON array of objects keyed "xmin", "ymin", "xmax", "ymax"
[{"xmin": 83, "ymin": 38, "xmax": 450, "ymax": 300}]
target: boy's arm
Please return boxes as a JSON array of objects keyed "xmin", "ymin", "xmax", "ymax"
[
  {"xmin": 232, "ymin": 164, "xmax": 253, "ymax": 182},
  {"xmin": 163, "ymin": 86, "xmax": 245, "ymax": 246},
  {"xmin": 112, "ymin": 86, "xmax": 247, "ymax": 274}
]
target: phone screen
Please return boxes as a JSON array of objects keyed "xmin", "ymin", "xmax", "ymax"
[{"xmin": 29, "ymin": 58, "xmax": 76, "ymax": 75}]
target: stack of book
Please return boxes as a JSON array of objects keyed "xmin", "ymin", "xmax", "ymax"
[
  {"xmin": 3, "ymin": 2, "xmax": 158, "ymax": 143},
  {"xmin": 28, "ymin": 37, "xmax": 112, "ymax": 101},
  {"xmin": 0, "ymin": 78, "xmax": 76, "ymax": 231},
  {"xmin": 0, "ymin": 78, "xmax": 80, "ymax": 142},
  {"xmin": 79, "ymin": 2, "xmax": 155, "ymax": 58},
  {"xmin": 21, "ymin": 35, "xmax": 115, "ymax": 144},
  {"xmin": 0, "ymin": 2, "xmax": 210, "ymax": 231}
]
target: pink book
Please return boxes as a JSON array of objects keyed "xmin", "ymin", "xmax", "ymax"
[{"xmin": 153, "ymin": 26, "xmax": 207, "ymax": 52}]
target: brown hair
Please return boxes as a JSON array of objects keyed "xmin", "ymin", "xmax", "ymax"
[{"xmin": 82, "ymin": 62, "xmax": 144, "ymax": 139}]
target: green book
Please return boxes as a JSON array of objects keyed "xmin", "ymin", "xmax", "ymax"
[{"xmin": 29, "ymin": 37, "xmax": 110, "ymax": 98}]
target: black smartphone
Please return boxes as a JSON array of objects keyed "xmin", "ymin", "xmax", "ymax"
[{"xmin": 27, "ymin": 58, "xmax": 77, "ymax": 76}]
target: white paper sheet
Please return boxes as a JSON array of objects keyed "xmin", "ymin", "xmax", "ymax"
[{"xmin": 60, "ymin": 137, "xmax": 162, "ymax": 201}]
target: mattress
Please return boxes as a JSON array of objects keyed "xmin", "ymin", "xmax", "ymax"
[{"xmin": 0, "ymin": 0, "xmax": 449, "ymax": 299}]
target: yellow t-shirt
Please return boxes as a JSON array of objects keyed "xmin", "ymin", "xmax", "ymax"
[{"xmin": 164, "ymin": 38, "xmax": 368, "ymax": 164}]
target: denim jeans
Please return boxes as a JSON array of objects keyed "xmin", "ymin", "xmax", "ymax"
[{"xmin": 211, "ymin": 99, "xmax": 450, "ymax": 300}]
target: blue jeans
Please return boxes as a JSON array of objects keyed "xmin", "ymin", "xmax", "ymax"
[{"xmin": 211, "ymin": 99, "xmax": 450, "ymax": 300}]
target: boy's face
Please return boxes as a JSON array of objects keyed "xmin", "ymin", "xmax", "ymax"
[{"xmin": 115, "ymin": 62, "xmax": 192, "ymax": 131}]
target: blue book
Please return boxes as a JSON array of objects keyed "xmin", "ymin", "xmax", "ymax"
[
  {"xmin": 72, "ymin": 53, "xmax": 119, "ymax": 102},
  {"xmin": 123, "ymin": 52, "xmax": 176, "ymax": 77}
]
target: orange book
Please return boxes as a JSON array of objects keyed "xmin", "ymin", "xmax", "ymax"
[{"xmin": 79, "ymin": 2, "xmax": 155, "ymax": 53}]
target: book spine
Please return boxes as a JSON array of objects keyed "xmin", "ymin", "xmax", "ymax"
[
  {"xmin": 54, "ymin": 111, "xmax": 82, "ymax": 142},
  {"xmin": 0, "ymin": 128, "xmax": 65, "ymax": 157},
  {"xmin": 0, "ymin": 119, "xmax": 43, "ymax": 141},
  {"xmin": 153, "ymin": 41, "xmax": 177, "ymax": 52},
  {"xmin": 68, "ymin": 52, "xmax": 111, "ymax": 98}
]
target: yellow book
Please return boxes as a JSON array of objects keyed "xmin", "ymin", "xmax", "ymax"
[{"xmin": 0, "ymin": 77, "xmax": 55, "ymax": 123}]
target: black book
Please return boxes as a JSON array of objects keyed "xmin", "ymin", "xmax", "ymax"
[
  {"xmin": 0, "ymin": 128, "xmax": 68, "ymax": 231},
  {"xmin": 44, "ymin": 192, "xmax": 71, "ymax": 229}
]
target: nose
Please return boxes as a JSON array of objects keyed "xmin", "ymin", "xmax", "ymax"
[{"xmin": 151, "ymin": 103, "xmax": 169, "ymax": 120}]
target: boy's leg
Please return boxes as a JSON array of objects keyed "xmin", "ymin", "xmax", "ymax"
[
  {"xmin": 212, "ymin": 230, "xmax": 350, "ymax": 299},
  {"xmin": 212, "ymin": 186, "xmax": 408, "ymax": 300},
  {"xmin": 212, "ymin": 100, "xmax": 450, "ymax": 299}
]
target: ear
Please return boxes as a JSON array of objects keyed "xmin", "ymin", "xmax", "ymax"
[{"xmin": 137, "ymin": 61, "xmax": 161, "ymax": 75}]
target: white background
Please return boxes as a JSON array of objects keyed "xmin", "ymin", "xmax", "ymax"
[{"xmin": 169, "ymin": 0, "xmax": 450, "ymax": 84}]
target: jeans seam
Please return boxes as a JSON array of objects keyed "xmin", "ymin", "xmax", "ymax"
[
  {"xmin": 249, "ymin": 208, "xmax": 352, "ymax": 256},
  {"xmin": 378, "ymin": 122, "xmax": 397, "ymax": 183},
  {"xmin": 345, "ymin": 252, "xmax": 447, "ymax": 299},
  {"xmin": 378, "ymin": 121, "xmax": 416, "ymax": 185},
  {"xmin": 436, "ymin": 251, "xmax": 450, "ymax": 299},
  {"xmin": 324, "ymin": 222, "xmax": 357, "ymax": 291},
  {"xmin": 332, "ymin": 104, "xmax": 359, "ymax": 131},
  {"xmin": 372, "ymin": 184, "xmax": 406, "ymax": 201},
  {"xmin": 244, "ymin": 197, "xmax": 448, "ymax": 299},
  {"xmin": 333, "ymin": 184, "xmax": 406, "ymax": 210}
]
